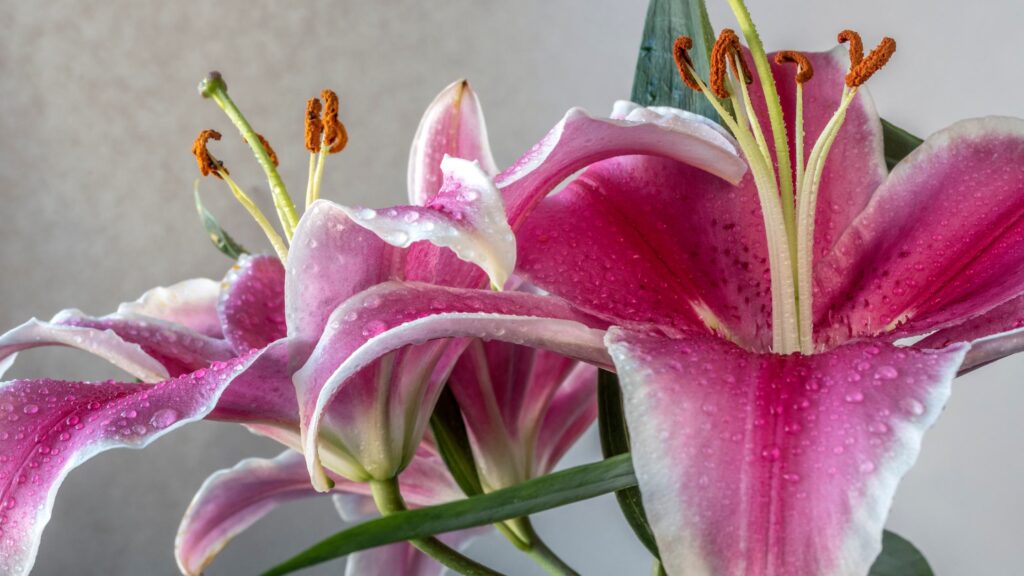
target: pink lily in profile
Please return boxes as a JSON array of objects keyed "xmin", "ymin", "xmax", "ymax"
[{"xmin": 291, "ymin": 14, "xmax": 1024, "ymax": 576}]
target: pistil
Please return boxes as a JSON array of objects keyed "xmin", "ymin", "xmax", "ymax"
[{"xmin": 198, "ymin": 72, "xmax": 301, "ymax": 239}]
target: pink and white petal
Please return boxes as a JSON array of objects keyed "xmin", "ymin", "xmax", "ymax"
[
  {"xmin": 176, "ymin": 443, "xmax": 463, "ymax": 576},
  {"xmin": 218, "ymin": 254, "xmax": 286, "ymax": 353},
  {"xmin": 608, "ymin": 327, "xmax": 967, "ymax": 576},
  {"xmin": 116, "ymin": 278, "xmax": 224, "ymax": 338},
  {"xmin": 919, "ymin": 292, "xmax": 1024, "ymax": 349},
  {"xmin": 815, "ymin": 117, "xmax": 1024, "ymax": 346},
  {"xmin": 0, "ymin": 314, "xmax": 169, "ymax": 382},
  {"xmin": 518, "ymin": 156, "xmax": 772, "ymax": 350},
  {"xmin": 294, "ymin": 281, "xmax": 610, "ymax": 491},
  {"xmin": 344, "ymin": 157, "xmax": 515, "ymax": 290},
  {"xmin": 534, "ymin": 362, "xmax": 598, "ymax": 476},
  {"xmin": 0, "ymin": 347, "xmax": 272, "ymax": 576},
  {"xmin": 286, "ymin": 201, "xmax": 396, "ymax": 353},
  {"xmin": 408, "ymin": 79, "xmax": 497, "ymax": 206},
  {"xmin": 448, "ymin": 341, "xmax": 596, "ymax": 488},
  {"xmin": 496, "ymin": 105, "xmax": 747, "ymax": 230}
]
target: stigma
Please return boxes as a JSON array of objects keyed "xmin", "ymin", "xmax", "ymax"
[{"xmin": 673, "ymin": 25, "xmax": 895, "ymax": 354}]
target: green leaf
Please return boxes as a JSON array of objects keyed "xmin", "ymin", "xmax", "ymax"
[
  {"xmin": 869, "ymin": 530, "xmax": 935, "ymax": 576},
  {"xmin": 261, "ymin": 454, "xmax": 637, "ymax": 576},
  {"xmin": 194, "ymin": 180, "xmax": 247, "ymax": 260},
  {"xmin": 881, "ymin": 119, "xmax": 924, "ymax": 170},
  {"xmin": 632, "ymin": 0, "xmax": 719, "ymax": 121},
  {"xmin": 597, "ymin": 370, "xmax": 660, "ymax": 558},
  {"xmin": 429, "ymin": 386, "xmax": 484, "ymax": 497}
]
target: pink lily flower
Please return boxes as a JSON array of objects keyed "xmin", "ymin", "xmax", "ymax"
[{"xmin": 292, "ymin": 29, "xmax": 1024, "ymax": 576}]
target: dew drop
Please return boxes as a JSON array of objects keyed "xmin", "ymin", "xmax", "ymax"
[
  {"xmin": 21, "ymin": 405, "xmax": 39, "ymax": 415},
  {"xmin": 844, "ymin": 392, "xmax": 865, "ymax": 404},
  {"xmin": 900, "ymin": 398, "xmax": 925, "ymax": 416},
  {"xmin": 874, "ymin": 366, "xmax": 899, "ymax": 380},
  {"xmin": 149, "ymin": 409, "xmax": 179, "ymax": 429}
]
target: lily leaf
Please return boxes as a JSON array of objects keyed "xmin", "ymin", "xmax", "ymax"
[
  {"xmin": 194, "ymin": 180, "xmax": 247, "ymax": 260},
  {"xmin": 881, "ymin": 119, "xmax": 924, "ymax": 170},
  {"xmin": 632, "ymin": 0, "xmax": 719, "ymax": 121},
  {"xmin": 597, "ymin": 370, "xmax": 660, "ymax": 557},
  {"xmin": 430, "ymin": 385, "xmax": 484, "ymax": 497},
  {"xmin": 870, "ymin": 530, "xmax": 935, "ymax": 576},
  {"xmin": 261, "ymin": 454, "xmax": 637, "ymax": 576}
]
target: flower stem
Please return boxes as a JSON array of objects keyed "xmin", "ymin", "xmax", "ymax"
[
  {"xmin": 199, "ymin": 72, "xmax": 300, "ymax": 239},
  {"xmin": 369, "ymin": 478, "xmax": 504, "ymax": 576}
]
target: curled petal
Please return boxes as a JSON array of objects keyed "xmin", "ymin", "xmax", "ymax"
[
  {"xmin": 408, "ymin": 79, "xmax": 497, "ymax": 206},
  {"xmin": 609, "ymin": 328, "xmax": 967, "ymax": 576},
  {"xmin": 344, "ymin": 157, "xmax": 515, "ymax": 290},
  {"xmin": 175, "ymin": 446, "xmax": 461, "ymax": 575},
  {"xmin": 294, "ymin": 281, "xmax": 609, "ymax": 491},
  {"xmin": 116, "ymin": 278, "xmax": 223, "ymax": 338},
  {"xmin": 815, "ymin": 117, "xmax": 1024, "ymax": 345},
  {"xmin": 496, "ymin": 104, "xmax": 747, "ymax": 230},
  {"xmin": 0, "ymin": 347, "xmax": 274, "ymax": 576},
  {"xmin": 218, "ymin": 254, "xmax": 286, "ymax": 353}
]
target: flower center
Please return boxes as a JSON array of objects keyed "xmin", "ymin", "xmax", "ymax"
[{"xmin": 673, "ymin": 4, "xmax": 895, "ymax": 355}]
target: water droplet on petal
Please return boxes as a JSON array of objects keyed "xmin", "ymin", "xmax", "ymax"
[{"xmin": 149, "ymin": 408, "xmax": 179, "ymax": 429}]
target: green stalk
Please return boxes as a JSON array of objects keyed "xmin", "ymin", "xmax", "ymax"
[
  {"xmin": 369, "ymin": 478, "xmax": 503, "ymax": 576},
  {"xmin": 517, "ymin": 519, "xmax": 580, "ymax": 576},
  {"xmin": 199, "ymin": 72, "xmax": 300, "ymax": 239}
]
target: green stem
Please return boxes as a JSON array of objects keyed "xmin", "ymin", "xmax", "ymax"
[
  {"xmin": 369, "ymin": 478, "xmax": 504, "ymax": 576},
  {"xmin": 199, "ymin": 72, "xmax": 300, "ymax": 239},
  {"xmin": 651, "ymin": 560, "xmax": 668, "ymax": 576}
]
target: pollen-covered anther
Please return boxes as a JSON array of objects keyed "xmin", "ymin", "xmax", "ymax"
[
  {"xmin": 244, "ymin": 133, "xmax": 278, "ymax": 166},
  {"xmin": 845, "ymin": 36, "xmax": 896, "ymax": 87},
  {"xmin": 304, "ymin": 97, "xmax": 323, "ymax": 153},
  {"xmin": 321, "ymin": 89, "xmax": 348, "ymax": 154},
  {"xmin": 774, "ymin": 51, "xmax": 814, "ymax": 84},
  {"xmin": 710, "ymin": 29, "xmax": 752, "ymax": 99},
  {"xmin": 837, "ymin": 30, "xmax": 864, "ymax": 68},
  {"xmin": 192, "ymin": 129, "xmax": 227, "ymax": 179},
  {"xmin": 672, "ymin": 36, "xmax": 703, "ymax": 92}
]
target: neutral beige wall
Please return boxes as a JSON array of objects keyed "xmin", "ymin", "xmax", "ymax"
[{"xmin": 1, "ymin": 0, "xmax": 1021, "ymax": 574}]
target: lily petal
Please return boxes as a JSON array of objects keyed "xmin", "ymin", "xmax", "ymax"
[
  {"xmin": 295, "ymin": 281, "xmax": 609, "ymax": 491},
  {"xmin": 0, "ymin": 347, "xmax": 274, "ymax": 576},
  {"xmin": 608, "ymin": 327, "xmax": 967, "ymax": 576},
  {"xmin": 496, "ymin": 105, "xmax": 747, "ymax": 229},
  {"xmin": 518, "ymin": 156, "xmax": 771, "ymax": 350},
  {"xmin": 175, "ymin": 446, "xmax": 461, "ymax": 576},
  {"xmin": 344, "ymin": 157, "xmax": 516, "ymax": 290},
  {"xmin": 408, "ymin": 79, "xmax": 497, "ymax": 206},
  {"xmin": 448, "ymin": 340, "xmax": 597, "ymax": 489},
  {"xmin": 219, "ymin": 254, "xmax": 286, "ymax": 353},
  {"xmin": 116, "ymin": 278, "xmax": 224, "ymax": 338},
  {"xmin": 815, "ymin": 117, "xmax": 1024, "ymax": 345}
]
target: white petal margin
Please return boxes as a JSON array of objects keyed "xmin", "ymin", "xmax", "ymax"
[
  {"xmin": 408, "ymin": 79, "xmax": 498, "ymax": 206},
  {"xmin": 0, "ymin": 313, "xmax": 169, "ymax": 382},
  {"xmin": 343, "ymin": 157, "xmax": 515, "ymax": 290}
]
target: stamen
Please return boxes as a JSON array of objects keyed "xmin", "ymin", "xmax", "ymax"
[
  {"xmin": 321, "ymin": 89, "xmax": 349, "ymax": 154},
  {"xmin": 191, "ymin": 130, "xmax": 289, "ymax": 263},
  {"xmin": 672, "ymin": 37, "xmax": 704, "ymax": 92},
  {"xmin": 837, "ymin": 30, "xmax": 864, "ymax": 68},
  {"xmin": 846, "ymin": 37, "xmax": 896, "ymax": 87},
  {"xmin": 710, "ymin": 29, "xmax": 752, "ymax": 98},
  {"xmin": 774, "ymin": 51, "xmax": 814, "ymax": 84},
  {"xmin": 198, "ymin": 71, "xmax": 299, "ymax": 239},
  {"xmin": 304, "ymin": 97, "xmax": 323, "ymax": 153},
  {"xmin": 192, "ymin": 130, "xmax": 226, "ymax": 179}
]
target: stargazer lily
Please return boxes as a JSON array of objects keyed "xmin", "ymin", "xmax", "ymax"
[{"xmin": 291, "ymin": 7, "xmax": 1024, "ymax": 576}]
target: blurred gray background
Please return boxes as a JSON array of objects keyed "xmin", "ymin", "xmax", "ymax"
[{"xmin": 2, "ymin": 0, "xmax": 1022, "ymax": 574}]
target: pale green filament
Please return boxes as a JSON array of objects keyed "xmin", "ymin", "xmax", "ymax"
[
  {"xmin": 795, "ymin": 89, "xmax": 858, "ymax": 352},
  {"xmin": 687, "ymin": 68, "xmax": 800, "ymax": 353},
  {"xmin": 199, "ymin": 74, "xmax": 300, "ymax": 240},
  {"xmin": 207, "ymin": 172, "xmax": 289, "ymax": 263},
  {"xmin": 305, "ymin": 153, "xmax": 318, "ymax": 210},
  {"xmin": 309, "ymin": 145, "xmax": 329, "ymax": 208}
]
